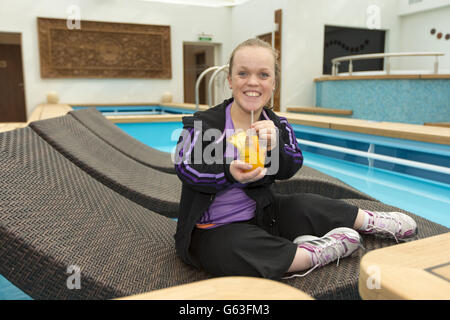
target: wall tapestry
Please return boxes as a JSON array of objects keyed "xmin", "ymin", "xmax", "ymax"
[{"xmin": 38, "ymin": 18, "xmax": 171, "ymax": 78}]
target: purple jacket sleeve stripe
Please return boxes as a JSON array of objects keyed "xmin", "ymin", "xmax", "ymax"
[
  {"xmin": 175, "ymin": 127, "xmax": 229, "ymax": 187},
  {"xmin": 279, "ymin": 118, "xmax": 299, "ymax": 150},
  {"xmin": 283, "ymin": 149, "xmax": 303, "ymax": 158},
  {"xmin": 176, "ymin": 165, "xmax": 227, "ymax": 185},
  {"xmin": 182, "ymin": 160, "xmax": 225, "ymax": 179},
  {"xmin": 279, "ymin": 118, "xmax": 302, "ymax": 158}
]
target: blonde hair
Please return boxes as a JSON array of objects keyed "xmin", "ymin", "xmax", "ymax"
[{"xmin": 228, "ymin": 38, "xmax": 280, "ymax": 88}]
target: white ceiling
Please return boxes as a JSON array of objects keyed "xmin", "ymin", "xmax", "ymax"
[{"xmin": 138, "ymin": 0, "xmax": 250, "ymax": 7}]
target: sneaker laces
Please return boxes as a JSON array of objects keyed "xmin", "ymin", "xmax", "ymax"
[
  {"xmin": 283, "ymin": 235, "xmax": 358, "ymax": 280},
  {"xmin": 367, "ymin": 212, "xmax": 401, "ymax": 243}
]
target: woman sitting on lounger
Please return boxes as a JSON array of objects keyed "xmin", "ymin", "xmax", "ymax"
[{"xmin": 174, "ymin": 38, "xmax": 417, "ymax": 280}]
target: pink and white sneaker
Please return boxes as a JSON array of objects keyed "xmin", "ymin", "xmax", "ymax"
[
  {"xmin": 360, "ymin": 210, "xmax": 418, "ymax": 242},
  {"xmin": 284, "ymin": 227, "xmax": 363, "ymax": 278}
]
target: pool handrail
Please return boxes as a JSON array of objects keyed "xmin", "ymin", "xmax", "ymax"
[
  {"xmin": 331, "ymin": 52, "xmax": 445, "ymax": 76},
  {"xmin": 195, "ymin": 66, "xmax": 220, "ymax": 111},
  {"xmin": 208, "ymin": 64, "xmax": 229, "ymax": 108},
  {"xmin": 297, "ymin": 138, "xmax": 450, "ymax": 175}
]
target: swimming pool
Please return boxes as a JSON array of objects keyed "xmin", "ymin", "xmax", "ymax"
[
  {"xmin": 291, "ymin": 124, "xmax": 450, "ymax": 185},
  {"xmin": 72, "ymin": 105, "xmax": 196, "ymax": 116},
  {"xmin": 0, "ymin": 277, "xmax": 31, "ymax": 300},
  {"xmin": 115, "ymin": 121, "xmax": 450, "ymax": 228}
]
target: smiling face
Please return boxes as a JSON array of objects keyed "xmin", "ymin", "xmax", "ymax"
[{"xmin": 228, "ymin": 46, "xmax": 276, "ymax": 114}]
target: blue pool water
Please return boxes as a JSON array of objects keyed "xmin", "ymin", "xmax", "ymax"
[
  {"xmin": 302, "ymin": 151, "xmax": 449, "ymax": 227},
  {"xmin": 116, "ymin": 121, "xmax": 450, "ymax": 228},
  {"xmin": 0, "ymin": 276, "xmax": 31, "ymax": 300},
  {"xmin": 117, "ymin": 122, "xmax": 184, "ymax": 153},
  {"xmin": 291, "ymin": 124, "xmax": 450, "ymax": 185},
  {"xmin": 72, "ymin": 105, "xmax": 196, "ymax": 116}
]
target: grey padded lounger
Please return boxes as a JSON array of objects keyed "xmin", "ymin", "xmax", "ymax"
[
  {"xmin": 0, "ymin": 127, "xmax": 209, "ymax": 299},
  {"xmin": 0, "ymin": 127, "xmax": 448, "ymax": 300},
  {"xmin": 69, "ymin": 107, "xmax": 176, "ymax": 174},
  {"xmin": 30, "ymin": 115, "xmax": 181, "ymax": 218}
]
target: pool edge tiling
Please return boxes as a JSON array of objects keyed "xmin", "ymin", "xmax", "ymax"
[{"xmin": 315, "ymin": 77, "xmax": 450, "ymax": 124}]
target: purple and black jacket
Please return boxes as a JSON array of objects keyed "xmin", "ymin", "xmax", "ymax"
[{"xmin": 174, "ymin": 98, "xmax": 303, "ymax": 268}]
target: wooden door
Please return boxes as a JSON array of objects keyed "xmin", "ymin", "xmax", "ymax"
[
  {"xmin": 183, "ymin": 43, "xmax": 215, "ymax": 105},
  {"xmin": 0, "ymin": 43, "xmax": 26, "ymax": 122}
]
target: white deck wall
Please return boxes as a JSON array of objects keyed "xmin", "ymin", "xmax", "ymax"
[
  {"xmin": 0, "ymin": 0, "xmax": 232, "ymax": 117},
  {"xmin": 1, "ymin": 0, "xmax": 449, "ymax": 115},
  {"xmin": 397, "ymin": 4, "xmax": 450, "ymax": 72},
  {"xmin": 231, "ymin": 0, "xmax": 401, "ymax": 110}
]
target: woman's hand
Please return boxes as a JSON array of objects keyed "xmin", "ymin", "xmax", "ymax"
[
  {"xmin": 250, "ymin": 120, "xmax": 277, "ymax": 151},
  {"xmin": 230, "ymin": 160, "xmax": 267, "ymax": 184}
]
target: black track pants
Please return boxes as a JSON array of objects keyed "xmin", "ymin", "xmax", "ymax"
[{"xmin": 190, "ymin": 193, "xmax": 359, "ymax": 280}]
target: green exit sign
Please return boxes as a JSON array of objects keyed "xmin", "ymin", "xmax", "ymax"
[{"xmin": 198, "ymin": 34, "xmax": 212, "ymax": 42}]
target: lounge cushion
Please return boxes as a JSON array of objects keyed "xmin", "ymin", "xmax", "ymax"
[
  {"xmin": 30, "ymin": 116, "xmax": 181, "ymax": 218},
  {"xmin": 70, "ymin": 108, "xmax": 175, "ymax": 174}
]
